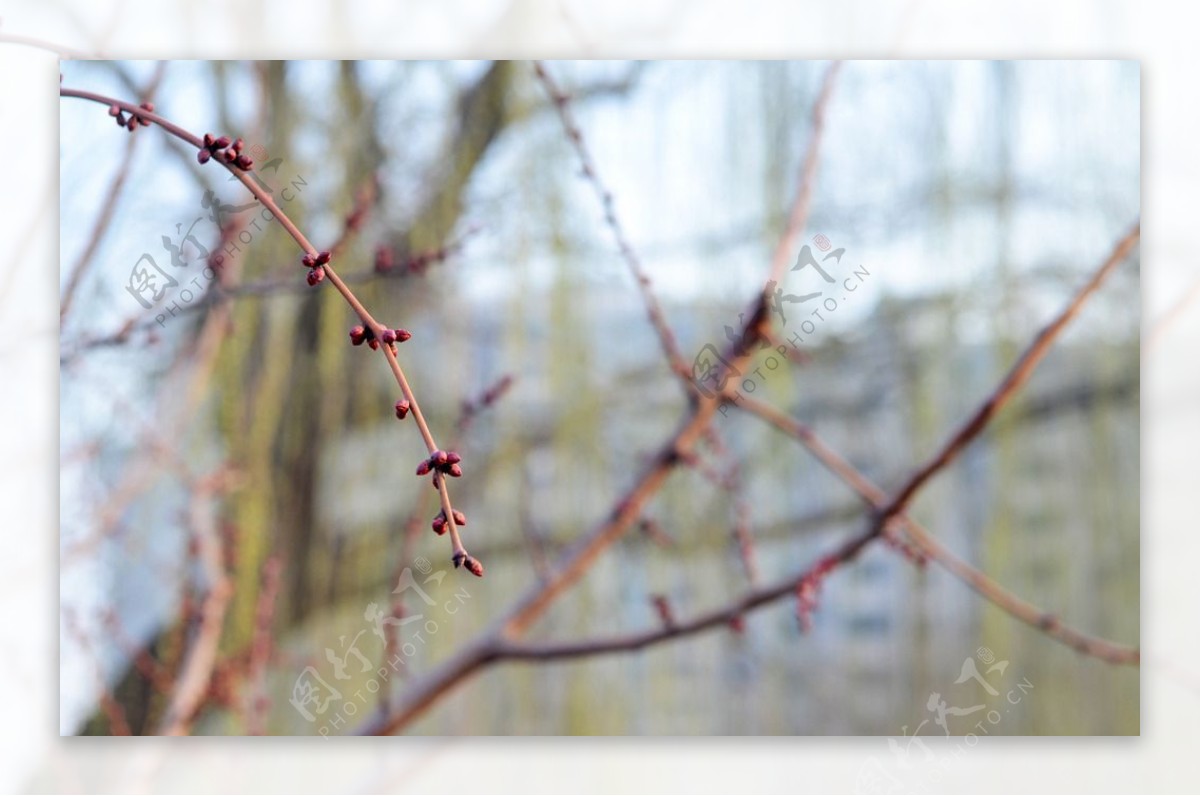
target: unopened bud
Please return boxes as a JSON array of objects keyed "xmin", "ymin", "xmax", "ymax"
[
  {"xmin": 415, "ymin": 459, "xmax": 432, "ymax": 476},
  {"xmin": 306, "ymin": 266, "xmax": 325, "ymax": 286},
  {"xmin": 463, "ymin": 556, "xmax": 484, "ymax": 577},
  {"xmin": 315, "ymin": 251, "xmax": 331, "ymax": 266},
  {"xmin": 446, "ymin": 463, "xmax": 463, "ymax": 478},
  {"xmin": 445, "ymin": 451, "xmax": 462, "ymax": 465},
  {"xmin": 197, "ymin": 149, "xmax": 211, "ymax": 165},
  {"xmin": 234, "ymin": 154, "xmax": 254, "ymax": 171},
  {"xmin": 431, "ymin": 512, "xmax": 447, "ymax": 535},
  {"xmin": 393, "ymin": 328, "xmax": 412, "ymax": 343},
  {"xmin": 349, "ymin": 325, "xmax": 366, "ymax": 345},
  {"xmin": 381, "ymin": 329, "xmax": 397, "ymax": 345},
  {"xmin": 394, "ymin": 399, "xmax": 410, "ymax": 419}
]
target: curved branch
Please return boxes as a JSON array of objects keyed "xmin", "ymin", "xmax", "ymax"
[{"xmin": 60, "ymin": 86, "xmax": 477, "ymax": 571}]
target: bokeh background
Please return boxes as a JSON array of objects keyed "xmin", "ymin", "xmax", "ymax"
[
  {"xmin": 59, "ymin": 59, "xmax": 1139, "ymax": 737},
  {"xmin": 0, "ymin": 0, "xmax": 1192, "ymax": 791}
]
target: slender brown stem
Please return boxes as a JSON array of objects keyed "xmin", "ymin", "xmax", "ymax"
[
  {"xmin": 872, "ymin": 221, "xmax": 1141, "ymax": 524},
  {"xmin": 764, "ymin": 61, "xmax": 841, "ymax": 288},
  {"xmin": 733, "ymin": 391, "xmax": 1139, "ymax": 665},
  {"xmin": 534, "ymin": 61, "xmax": 692, "ymax": 386}
]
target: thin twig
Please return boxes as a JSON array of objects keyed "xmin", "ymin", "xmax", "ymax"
[
  {"xmin": 157, "ymin": 469, "xmax": 237, "ymax": 735},
  {"xmin": 534, "ymin": 61, "xmax": 692, "ymax": 387},
  {"xmin": 60, "ymin": 62, "xmax": 167, "ymax": 324}
]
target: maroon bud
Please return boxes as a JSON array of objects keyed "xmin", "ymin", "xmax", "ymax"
[
  {"xmin": 463, "ymin": 556, "xmax": 484, "ymax": 578},
  {"xmin": 394, "ymin": 399, "xmax": 410, "ymax": 419},
  {"xmin": 235, "ymin": 154, "xmax": 254, "ymax": 171},
  {"xmin": 108, "ymin": 104, "xmax": 120, "ymax": 117},
  {"xmin": 415, "ymin": 459, "xmax": 432, "ymax": 476},
  {"xmin": 139, "ymin": 114, "xmax": 152, "ymax": 127},
  {"xmin": 367, "ymin": 338, "xmax": 380, "ymax": 350},
  {"xmin": 203, "ymin": 133, "xmax": 215, "ymax": 148},
  {"xmin": 232, "ymin": 137, "xmax": 244, "ymax": 153},
  {"xmin": 452, "ymin": 551, "xmax": 467, "ymax": 569},
  {"xmin": 213, "ymin": 135, "xmax": 231, "ymax": 150},
  {"xmin": 197, "ymin": 149, "xmax": 211, "ymax": 165},
  {"xmin": 393, "ymin": 329, "xmax": 412, "ymax": 343},
  {"xmin": 115, "ymin": 112, "xmax": 127, "ymax": 127},
  {"xmin": 446, "ymin": 463, "xmax": 463, "ymax": 478},
  {"xmin": 221, "ymin": 148, "xmax": 236, "ymax": 163},
  {"xmin": 431, "ymin": 513, "xmax": 447, "ymax": 535},
  {"xmin": 139, "ymin": 101, "xmax": 155, "ymax": 113},
  {"xmin": 452, "ymin": 509, "xmax": 467, "ymax": 526},
  {"xmin": 349, "ymin": 325, "xmax": 367, "ymax": 345},
  {"xmin": 374, "ymin": 246, "xmax": 394, "ymax": 272},
  {"xmin": 381, "ymin": 329, "xmax": 397, "ymax": 345},
  {"xmin": 445, "ymin": 451, "xmax": 462, "ymax": 465},
  {"xmin": 302, "ymin": 253, "xmax": 316, "ymax": 268},
  {"xmin": 431, "ymin": 450, "xmax": 449, "ymax": 467},
  {"xmin": 306, "ymin": 266, "xmax": 325, "ymax": 286},
  {"xmin": 315, "ymin": 251, "xmax": 332, "ymax": 266}
]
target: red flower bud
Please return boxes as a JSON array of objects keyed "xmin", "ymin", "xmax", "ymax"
[
  {"xmin": 315, "ymin": 251, "xmax": 331, "ymax": 266},
  {"xmin": 213, "ymin": 135, "xmax": 231, "ymax": 150},
  {"xmin": 445, "ymin": 451, "xmax": 462, "ymax": 465},
  {"xmin": 446, "ymin": 463, "xmax": 463, "ymax": 478},
  {"xmin": 108, "ymin": 104, "xmax": 120, "ymax": 117},
  {"xmin": 415, "ymin": 459, "xmax": 432, "ymax": 476},
  {"xmin": 374, "ymin": 246, "xmax": 394, "ymax": 272},
  {"xmin": 302, "ymin": 253, "xmax": 316, "ymax": 268},
  {"xmin": 452, "ymin": 509, "xmax": 467, "ymax": 526},
  {"xmin": 349, "ymin": 325, "xmax": 367, "ymax": 345},
  {"xmin": 381, "ymin": 329, "xmax": 397, "ymax": 345},
  {"xmin": 431, "ymin": 513, "xmax": 447, "ymax": 535},
  {"xmin": 203, "ymin": 132, "xmax": 215, "ymax": 148},
  {"xmin": 463, "ymin": 556, "xmax": 484, "ymax": 578},
  {"xmin": 232, "ymin": 137, "xmax": 244, "ymax": 153},
  {"xmin": 197, "ymin": 149, "xmax": 211, "ymax": 165},
  {"xmin": 234, "ymin": 154, "xmax": 254, "ymax": 171},
  {"xmin": 393, "ymin": 328, "xmax": 412, "ymax": 343},
  {"xmin": 306, "ymin": 266, "xmax": 325, "ymax": 286},
  {"xmin": 368, "ymin": 338, "xmax": 380, "ymax": 350},
  {"xmin": 221, "ymin": 148, "xmax": 236, "ymax": 163},
  {"xmin": 431, "ymin": 450, "xmax": 449, "ymax": 468},
  {"xmin": 140, "ymin": 101, "xmax": 155, "ymax": 113},
  {"xmin": 394, "ymin": 399, "xmax": 410, "ymax": 419}
]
